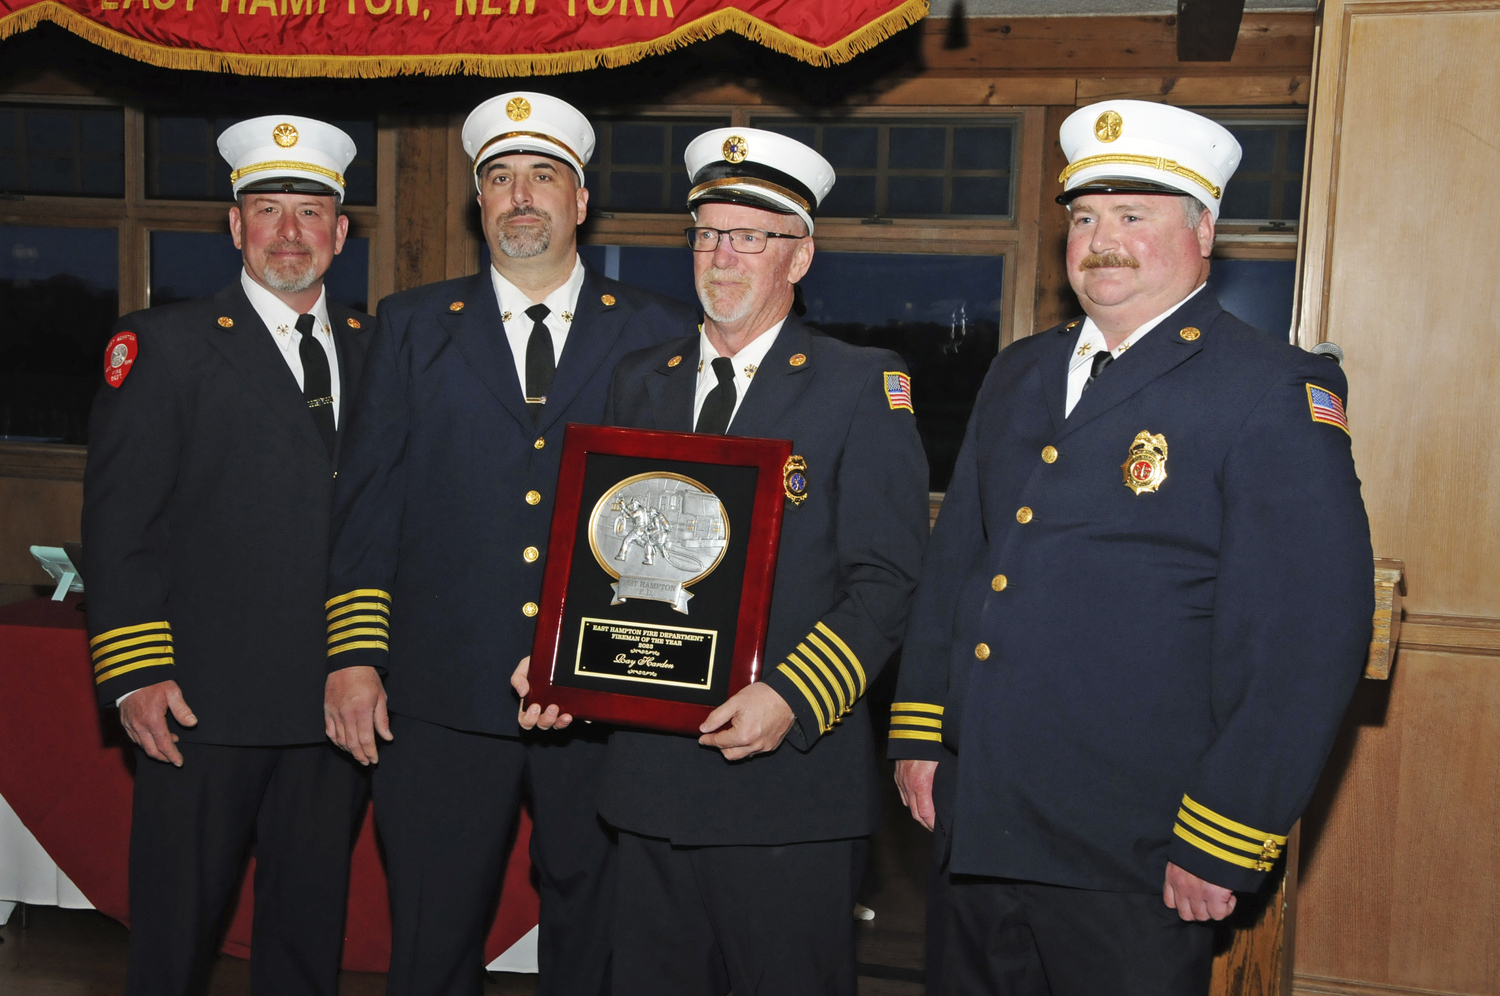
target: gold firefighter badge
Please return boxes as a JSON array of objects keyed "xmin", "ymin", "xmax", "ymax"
[
  {"xmin": 783, "ymin": 455, "xmax": 809, "ymax": 505},
  {"xmin": 1122, "ymin": 431, "xmax": 1168, "ymax": 494}
]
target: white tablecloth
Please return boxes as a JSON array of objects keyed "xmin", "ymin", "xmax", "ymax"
[{"xmin": 0, "ymin": 792, "xmax": 93, "ymax": 924}]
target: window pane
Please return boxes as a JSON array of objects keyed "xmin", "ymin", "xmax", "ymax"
[
  {"xmin": 589, "ymin": 117, "xmax": 730, "ymax": 214},
  {"xmin": 150, "ymin": 230, "xmax": 369, "ymax": 312},
  {"xmin": 888, "ymin": 127, "xmax": 946, "ymax": 169},
  {"xmin": 1232, "ymin": 127, "xmax": 1278, "ymax": 173},
  {"xmin": 1220, "ymin": 180, "xmax": 1272, "ymax": 222},
  {"xmin": 822, "ymin": 126, "xmax": 878, "ymax": 169},
  {"xmin": 613, "ymin": 124, "xmax": 664, "ymax": 166},
  {"xmin": 0, "ymin": 226, "xmax": 119, "ymax": 444},
  {"xmin": 953, "ymin": 127, "xmax": 1010, "ymax": 171},
  {"xmin": 752, "ymin": 115, "xmax": 1015, "ymax": 219},
  {"xmin": 1, "ymin": 107, "xmax": 124, "ymax": 197},
  {"xmin": 1285, "ymin": 127, "xmax": 1306, "ymax": 171},
  {"xmin": 1213, "ymin": 260, "xmax": 1296, "ymax": 339},
  {"xmin": 609, "ymin": 172, "xmax": 666, "ymax": 212},
  {"xmin": 887, "ymin": 176, "xmax": 943, "ymax": 215},
  {"xmin": 574, "ymin": 244, "xmax": 1002, "ymax": 490},
  {"xmin": 1213, "ymin": 118, "xmax": 1304, "ymax": 224}
]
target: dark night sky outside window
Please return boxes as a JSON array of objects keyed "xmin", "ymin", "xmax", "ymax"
[
  {"xmin": 585, "ymin": 117, "xmax": 731, "ymax": 213},
  {"xmin": 150, "ymin": 230, "xmax": 370, "ymax": 313},
  {"xmin": 1, "ymin": 226, "xmax": 119, "ymax": 443},
  {"xmin": 0, "ymin": 107, "xmax": 124, "ymax": 197},
  {"xmin": 1217, "ymin": 122, "xmax": 1305, "ymax": 224},
  {"xmin": 751, "ymin": 117, "xmax": 1015, "ymax": 219}
]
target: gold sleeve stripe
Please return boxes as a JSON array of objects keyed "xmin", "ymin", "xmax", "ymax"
[
  {"xmin": 1172, "ymin": 824, "xmax": 1273, "ymax": 872},
  {"xmin": 328, "ymin": 614, "xmax": 390, "ymax": 634},
  {"xmin": 328, "ymin": 601, "xmax": 390, "ymax": 620},
  {"xmin": 328, "ymin": 639, "xmax": 390, "ymax": 656},
  {"xmin": 777, "ymin": 662, "xmax": 829, "ymax": 733},
  {"xmin": 891, "ymin": 715, "xmax": 942, "ymax": 729},
  {"xmin": 327, "ymin": 627, "xmax": 389, "ymax": 643},
  {"xmin": 90, "ymin": 631, "xmax": 174, "ymax": 661},
  {"xmin": 889, "ymin": 729, "xmax": 943, "ymax": 742},
  {"xmin": 90, "ymin": 620, "xmax": 172, "ymax": 649},
  {"xmin": 1177, "ymin": 809, "xmax": 1279, "ymax": 858},
  {"xmin": 814, "ymin": 622, "xmax": 867, "ymax": 691},
  {"xmin": 94, "ymin": 657, "xmax": 174, "ymax": 684},
  {"xmin": 806, "ymin": 633, "xmax": 860, "ymax": 700},
  {"xmin": 892, "ymin": 701, "xmax": 944, "ymax": 715},
  {"xmin": 1182, "ymin": 795, "xmax": 1287, "ymax": 846},
  {"xmin": 326, "ymin": 589, "xmax": 392, "ymax": 610},
  {"xmin": 93, "ymin": 643, "xmax": 174, "ymax": 672},
  {"xmin": 787, "ymin": 654, "xmax": 838, "ymax": 722},
  {"xmin": 795, "ymin": 644, "xmax": 849, "ymax": 714}
]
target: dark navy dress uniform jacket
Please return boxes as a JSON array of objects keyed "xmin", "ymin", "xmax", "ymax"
[
  {"xmin": 888, "ymin": 290, "xmax": 1373, "ymax": 893},
  {"xmin": 599, "ymin": 317, "xmax": 931, "ymax": 845},
  {"xmin": 83, "ymin": 281, "xmax": 372, "ymax": 745},
  {"xmin": 325, "ymin": 264, "xmax": 697, "ymax": 736}
]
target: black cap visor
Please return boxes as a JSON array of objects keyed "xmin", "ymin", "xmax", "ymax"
[
  {"xmin": 1056, "ymin": 177, "xmax": 1188, "ymax": 205},
  {"xmin": 239, "ymin": 177, "xmax": 342, "ymax": 199}
]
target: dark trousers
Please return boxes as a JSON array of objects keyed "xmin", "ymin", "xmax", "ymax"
[
  {"xmin": 372, "ymin": 714, "xmax": 615, "ymax": 996},
  {"xmin": 611, "ymin": 831, "xmax": 861, "ymax": 996},
  {"xmin": 125, "ymin": 740, "xmax": 367, "ymax": 996},
  {"xmin": 940, "ymin": 876, "xmax": 1213, "ymax": 996}
]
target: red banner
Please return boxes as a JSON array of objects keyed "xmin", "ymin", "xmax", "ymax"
[{"xmin": 0, "ymin": 0, "xmax": 924, "ymax": 77}]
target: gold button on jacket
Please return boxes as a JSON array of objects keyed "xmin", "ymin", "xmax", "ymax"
[
  {"xmin": 1041, "ymin": 445, "xmax": 1058, "ymax": 463},
  {"xmin": 1016, "ymin": 507, "xmax": 1033, "ymax": 524},
  {"xmin": 523, "ymin": 546, "xmax": 540, "ymax": 562},
  {"xmin": 525, "ymin": 490, "xmax": 541, "ymax": 505},
  {"xmin": 975, "ymin": 643, "xmax": 991, "ymax": 660},
  {"xmin": 533, "ymin": 437, "xmax": 546, "ymax": 450},
  {"xmin": 522, "ymin": 601, "xmax": 539, "ymax": 617},
  {"xmin": 991, "ymin": 574, "xmax": 1008, "ymax": 591}
]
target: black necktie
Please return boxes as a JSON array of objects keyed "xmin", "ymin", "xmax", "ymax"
[
  {"xmin": 1082, "ymin": 349, "xmax": 1113, "ymax": 393},
  {"xmin": 297, "ymin": 313, "xmax": 336, "ymax": 460},
  {"xmin": 524, "ymin": 303, "xmax": 554, "ymax": 419},
  {"xmin": 695, "ymin": 356, "xmax": 737, "ymax": 435}
]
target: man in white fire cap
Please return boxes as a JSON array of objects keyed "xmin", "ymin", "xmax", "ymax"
[
  {"xmin": 323, "ymin": 91, "xmax": 694, "ymax": 996},
  {"xmin": 889, "ymin": 100, "xmax": 1373, "ymax": 995},
  {"xmin": 85, "ymin": 114, "xmax": 371, "ymax": 996}
]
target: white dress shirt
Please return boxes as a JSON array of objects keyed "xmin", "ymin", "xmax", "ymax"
[
  {"xmin": 240, "ymin": 269, "xmax": 342, "ymax": 426},
  {"xmin": 692, "ymin": 320, "xmax": 785, "ymax": 430},
  {"xmin": 1063, "ymin": 283, "xmax": 1206, "ymax": 418},
  {"xmin": 490, "ymin": 255, "xmax": 586, "ymax": 397}
]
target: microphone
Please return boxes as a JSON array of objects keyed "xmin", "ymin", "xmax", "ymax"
[{"xmin": 1311, "ymin": 342, "xmax": 1344, "ymax": 365}]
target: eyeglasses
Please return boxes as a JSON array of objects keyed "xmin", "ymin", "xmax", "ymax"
[{"xmin": 685, "ymin": 227, "xmax": 807, "ymax": 254}]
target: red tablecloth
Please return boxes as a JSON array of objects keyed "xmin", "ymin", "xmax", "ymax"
[{"xmin": 0, "ymin": 596, "xmax": 539, "ymax": 973}]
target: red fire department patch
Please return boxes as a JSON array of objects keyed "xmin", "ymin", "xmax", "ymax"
[{"xmin": 104, "ymin": 332, "xmax": 138, "ymax": 388}]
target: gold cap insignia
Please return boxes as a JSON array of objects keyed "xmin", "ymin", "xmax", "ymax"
[
  {"xmin": 449, "ymin": 301, "xmax": 465, "ymax": 312},
  {"xmin": 346, "ymin": 317, "xmax": 361, "ymax": 328},
  {"xmin": 272, "ymin": 123, "xmax": 299, "ymax": 148},
  {"xmin": 783, "ymin": 455, "xmax": 809, "ymax": 506},
  {"xmin": 667, "ymin": 355, "xmax": 682, "ymax": 368},
  {"xmin": 1094, "ymin": 110, "xmax": 1123, "ymax": 144},
  {"xmin": 722, "ymin": 135, "xmax": 749, "ymax": 164},
  {"xmin": 1122, "ymin": 430, "xmax": 1169, "ymax": 495},
  {"xmin": 506, "ymin": 97, "xmax": 531, "ymax": 122},
  {"xmin": 601, "ymin": 294, "xmax": 616, "ymax": 306},
  {"xmin": 1179, "ymin": 326, "xmax": 1201, "ymax": 341},
  {"xmin": 789, "ymin": 353, "xmax": 807, "ymax": 367},
  {"xmin": 217, "ymin": 316, "xmax": 234, "ymax": 328}
]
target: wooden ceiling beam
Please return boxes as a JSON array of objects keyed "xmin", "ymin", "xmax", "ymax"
[{"xmin": 1177, "ymin": 0, "xmax": 1247, "ymax": 62}]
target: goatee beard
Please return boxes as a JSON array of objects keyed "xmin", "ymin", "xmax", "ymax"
[
  {"xmin": 697, "ymin": 267, "xmax": 754, "ymax": 323},
  {"xmin": 262, "ymin": 246, "xmax": 319, "ymax": 292},
  {"xmin": 496, "ymin": 208, "xmax": 553, "ymax": 258}
]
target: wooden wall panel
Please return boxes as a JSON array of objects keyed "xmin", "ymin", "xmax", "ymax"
[
  {"xmin": 1293, "ymin": 2, "xmax": 1500, "ymax": 993},
  {"xmin": 0, "ymin": 444, "xmax": 85, "ymax": 605}
]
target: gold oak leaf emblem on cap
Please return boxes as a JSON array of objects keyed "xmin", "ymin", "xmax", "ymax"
[
  {"xmin": 1094, "ymin": 111, "xmax": 1123, "ymax": 143},
  {"xmin": 506, "ymin": 97, "xmax": 531, "ymax": 122},
  {"xmin": 273, "ymin": 123, "xmax": 299, "ymax": 148},
  {"xmin": 722, "ymin": 135, "xmax": 749, "ymax": 164},
  {"xmin": 667, "ymin": 355, "xmax": 682, "ymax": 368},
  {"xmin": 1179, "ymin": 326, "xmax": 1201, "ymax": 341},
  {"xmin": 217, "ymin": 316, "xmax": 234, "ymax": 328}
]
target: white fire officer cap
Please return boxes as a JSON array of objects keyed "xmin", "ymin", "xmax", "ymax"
[
  {"xmin": 462, "ymin": 92, "xmax": 595, "ymax": 191},
  {"xmin": 218, "ymin": 116, "xmax": 357, "ymax": 200},
  {"xmin": 684, "ymin": 127, "xmax": 835, "ymax": 234}
]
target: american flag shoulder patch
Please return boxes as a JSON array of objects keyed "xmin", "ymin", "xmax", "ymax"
[
  {"xmin": 1306, "ymin": 384, "xmax": 1349, "ymax": 435},
  {"xmin": 884, "ymin": 371, "xmax": 914, "ymax": 413}
]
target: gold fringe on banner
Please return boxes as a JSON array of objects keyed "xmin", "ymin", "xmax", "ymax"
[{"xmin": 0, "ymin": 0, "xmax": 927, "ymax": 78}]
